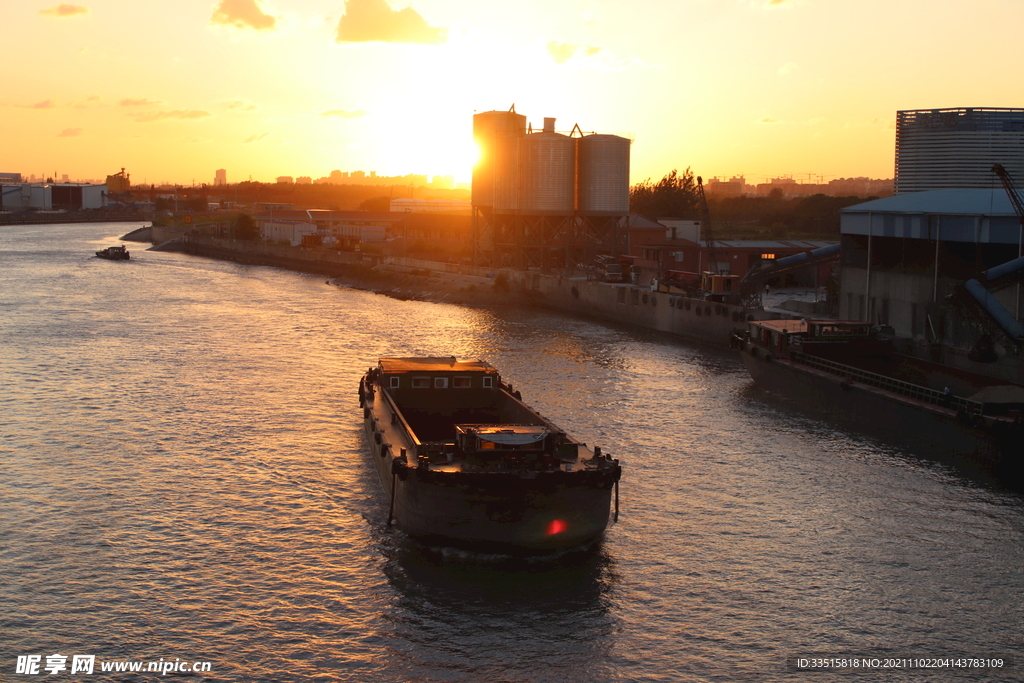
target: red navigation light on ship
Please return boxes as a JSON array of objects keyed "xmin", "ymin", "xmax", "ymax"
[{"xmin": 546, "ymin": 519, "xmax": 567, "ymax": 536}]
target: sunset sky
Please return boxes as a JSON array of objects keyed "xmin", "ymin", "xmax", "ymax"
[{"xmin": 6, "ymin": 0, "xmax": 1024, "ymax": 186}]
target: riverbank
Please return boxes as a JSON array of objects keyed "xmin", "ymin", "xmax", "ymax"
[
  {"xmin": 123, "ymin": 226, "xmax": 788, "ymax": 346},
  {"xmin": 124, "ymin": 226, "xmax": 520, "ymax": 308},
  {"xmin": 1, "ymin": 210, "xmax": 147, "ymax": 225}
]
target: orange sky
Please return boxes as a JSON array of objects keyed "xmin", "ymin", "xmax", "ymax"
[{"xmin": 5, "ymin": 0, "xmax": 1024, "ymax": 186}]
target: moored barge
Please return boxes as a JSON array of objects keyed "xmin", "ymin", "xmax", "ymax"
[
  {"xmin": 737, "ymin": 319, "xmax": 1024, "ymax": 476},
  {"xmin": 360, "ymin": 357, "xmax": 621, "ymax": 554}
]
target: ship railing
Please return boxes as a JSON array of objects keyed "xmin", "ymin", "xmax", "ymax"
[
  {"xmin": 790, "ymin": 351, "xmax": 985, "ymax": 415},
  {"xmin": 380, "ymin": 389, "xmax": 421, "ymax": 456}
]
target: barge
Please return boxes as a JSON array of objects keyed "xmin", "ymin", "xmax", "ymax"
[
  {"xmin": 737, "ymin": 319, "xmax": 1024, "ymax": 476},
  {"xmin": 360, "ymin": 357, "xmax": 621, "ymax": 554}
]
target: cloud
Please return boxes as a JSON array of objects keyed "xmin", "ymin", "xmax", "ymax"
[
  {"xmin": 119, "ymin": 97, "xmax": 161, "ymax": 107},
  {"xmin": 335, "ymin": 0, "xmax": 447, "ymax": 45},
  {"xmin": 57, "ymin": 127, "xmax": 84, "ymax": 137},
  {"xmin": 547, "ymin": 41, "xmax": 602, "ymax": 65},
  {"xmin": 758, "ymin": 117, "xmax": 779, "ymax": 124},
  {"xmin": 130, "ymin": 109, "xmax": 211, "ymax": 122},
  {"xmin": 210, "ymin": 0, "xmax": 276, "ymax": 30},
  {"xmin": 777, "ymin": 62, "xmax": 799, "ymax": 76},
  {"xmin": 244, "ymin": 132, "xmax": 269, "ymax": 143},
  {"xmin": 224, "ymin": 100, "xmax": 258, "ymax": 111},
  {"xmin": 31, "ymin": 100, "xmax": 56, "ymax": 109},
  {"xmin": 39, "ymin": 4, "xmax": 88, "ymax": 17},
  {"xmin": 73, "ymin": 95, "xmax": 102, "ymax": 108},
  {"xmin": 322, "ymin": 109, "xmax": 367, "ymax": 118},
  {"xmin": 545, "ymin": 41, "xmax": 642, "ymax": 71}
]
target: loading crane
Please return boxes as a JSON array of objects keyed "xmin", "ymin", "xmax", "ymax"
[
  {"xmin": 736, "ymin": 243, "xmax": 841, "ymax": 309},
  {"xmin": 689, "ymin": 176, "xmax": 840, "ymax": 308},
  {"xmin": 695, "ymin": 176, "xmax": 720, "ymax": 277},
  {"xmin": 980, "ymin": 164, "xmax": 1024, "ymax": 292},
  {"xmin": 946, "ymin": 164, "xmax": 1024, "ymax": 356}
]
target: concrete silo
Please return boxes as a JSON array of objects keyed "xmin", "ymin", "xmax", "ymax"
[
  {"xmin": 471, "ymin": 108, "xmax": 631, "ymax": 270},
  {"xmin": 472, "ymin": 109, "xmax": 526, "ymax": 208},
  {"xmin": 577, "ymin": 134, "xmax": 631, "ymax": 215},
  {"xmin": 515, "ymin": 122, "xmax": 576, "ymax": 214}
]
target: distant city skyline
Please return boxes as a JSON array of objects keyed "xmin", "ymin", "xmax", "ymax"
[{"xmin": 5, "ymin": 0, "xmax": 1022, "ymax": 186}]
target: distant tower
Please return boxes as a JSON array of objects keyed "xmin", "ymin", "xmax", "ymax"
[
  {"xmin": 895, "ymin": 108, "xmax": 1024, "ymax": 193},
  {"xmin": 215, "ymin": 169, "xmax": 227, "ymax": 186}
]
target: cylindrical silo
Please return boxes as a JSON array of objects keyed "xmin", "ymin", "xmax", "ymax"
[
  {"xmin": 518, "ymin": 131, "xmax": 575, "ymax": 214},
  {"xmin": 577, "ymin": 134, "xmax": 631, "ymax": 215},
  {"xmin": 492, "ymin": 134, "xmax": 520, "ymax": 212},
  {"xmin": 472, "ymin": 110, "xmax": 526, "ymax": 207}
]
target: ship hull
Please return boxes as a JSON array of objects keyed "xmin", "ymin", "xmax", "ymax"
[
  {"xmin": 740, "ymin": 345, "xmax": 1023, "ymax": 474},
  {"xmin": 366, "ymin": 422, "xmax": 615, "ymax": 553},
  {"xmin": 361, "ymin": 361, "xmax": 620, "ymax": 555}
]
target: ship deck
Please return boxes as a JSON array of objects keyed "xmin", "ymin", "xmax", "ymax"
[{"xmin": 364, "ymin": 384, "xmax": 593, "ymax": 474}]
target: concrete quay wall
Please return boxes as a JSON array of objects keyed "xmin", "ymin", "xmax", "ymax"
[
  {"xmin": 0, "ymin": 212, "xmax": 147, "ymax": 226},
  {"xmin": 508, "ymin": 272, "xmax": 780, "ymax": 347},
  {"xmin": 121, "ymin": 225, "xmax": 184, "ymax": 245},
  {"xmin": 168, "ymin": 234, "xmax": 365, "ymax": 276}
]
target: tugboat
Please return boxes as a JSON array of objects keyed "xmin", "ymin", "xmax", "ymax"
[
  {"xmin": 95, "ymin": 245, "xmax": 130, "ymax": 260},
  {"xmin": 360, "ymin": 357, "xmax": 622, "ymax": 554}
]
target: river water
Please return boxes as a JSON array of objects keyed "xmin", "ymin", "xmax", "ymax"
[{"xmin": 2, "ymin": 222, "xmax": 1022, "ymax": 682}]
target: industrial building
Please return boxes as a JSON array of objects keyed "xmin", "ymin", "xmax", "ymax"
[
  {"xmin": 1, "ymin": 182, "xmax": 108, "ymax": 210},
  {"xmin": 106, "ymin": 168, "xmax": 131, "ymax": 194},
  {"xmin": 894, "ymin": 108, "xmax": 1024, "ymax": 194},
  {"xmin": 636, "ymin": 238, "xmax": 836, "ymax": 284},
  {"xmin": 256, "ymin": 209, "xmax": 393, "ymax": 247},
  {"xmin": 471, "ymin": 107, "xmax": 631, "ymax": 269},
  {"xmin": 389, "ymin": 198, "xmax": 471, "ymax": 214},
  {"xmin": 839, "ymin": 187, "xmax": 1024, "ymax": 380}
]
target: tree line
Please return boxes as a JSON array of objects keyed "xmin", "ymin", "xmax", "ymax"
[{"xmin": 629, "ymin": 168, "xmax": 874, "ymax": 238}]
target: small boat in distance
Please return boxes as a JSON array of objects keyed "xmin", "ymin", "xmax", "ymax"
[
  {"xmin": 360, "ymin": 357, "xmax": 621, "ymax": 554},
  {"xmin": 96, "ymin": 245, "xmax": 130, "ymax": 260}
]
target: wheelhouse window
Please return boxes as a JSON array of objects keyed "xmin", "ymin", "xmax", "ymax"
[
  {"xmin": 434, "ymin": 377, "xmax": 448, "ymax": 389},
  {"xmin": 389, "ymin": 376, "xmax": 400, "ymax": 389},
  {"xmin": 453, "ymin": 377, "xmax": 471, "ymax": 389},
  {"xmin": 411, "ymin": 376, "xmax": 430, "ymax": 388},
  {"xmin": 482, "ymin": 376, "xmax": 493, "ymax": 388}
]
